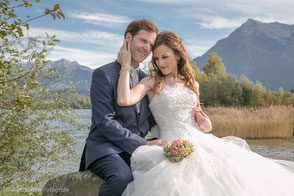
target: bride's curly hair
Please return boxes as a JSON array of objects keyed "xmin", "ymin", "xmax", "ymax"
[{"xmin": 151, "ymin": 31, "xmax": 198, "ymax": 96}]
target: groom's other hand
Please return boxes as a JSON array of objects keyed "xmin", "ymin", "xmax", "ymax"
[{"xmin": 146, "ymin": 139, "xmax": 170, "ymax": 147}]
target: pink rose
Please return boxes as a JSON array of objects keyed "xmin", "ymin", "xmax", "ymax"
[
  {"xmin": 181, "ymin": 149, "xmax": 188, "ymax": 156},
  {"xmin": 170, "ymin": 147, "xmax": 178, "ymax": 154},
  {"xmin": 184, "ymin": 140, "xmax": 190, "ymax": 145},
  {"xmin": 172, "ymin": 139, "xmax": 183, "ymax": 147},
  {"xmin": 169, "ymin": 157, "xmax": 175, "ymax": 163}
]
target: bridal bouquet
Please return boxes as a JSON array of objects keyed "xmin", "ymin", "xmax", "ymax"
[{"xmin": 163, "ymin": 139, "xmax": 194, "ymax": 163}]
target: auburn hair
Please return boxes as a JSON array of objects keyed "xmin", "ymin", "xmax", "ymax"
[{"xmin": 151, "ymin": 31, "xmax": 198, "ymax": 97}]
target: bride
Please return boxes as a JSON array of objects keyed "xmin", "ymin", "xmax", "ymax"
[{"xmin": 117, "ymin": 30, "xmax": 294, "ymax": 196}]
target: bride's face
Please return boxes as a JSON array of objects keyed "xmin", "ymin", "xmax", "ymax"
[{"xmin": 153, "ymin": 44, "xmax": 179, "ymax": 76}]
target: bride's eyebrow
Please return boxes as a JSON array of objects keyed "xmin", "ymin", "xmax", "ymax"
[{"xmin": 154, "ymin": 52, "xmax": 169, "ymax": 58}]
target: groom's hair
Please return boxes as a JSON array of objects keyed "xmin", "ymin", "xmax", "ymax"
[{"xmin": 124, "ymin": 19, "xmax": 158, "ymax": 38}]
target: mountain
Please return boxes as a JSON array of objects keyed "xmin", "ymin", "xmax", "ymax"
[
  {"xmin": 193, "ymin": 18, "xmax": 294, "ymax": 91},
  {"xmin": 47, "ymin": 59, "xmax": 94, "ymax": 96},
  {"xmin": 45, "ymin": 59, "xmax": 152, "ymax": 96}
]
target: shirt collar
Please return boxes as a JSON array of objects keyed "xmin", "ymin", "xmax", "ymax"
[{"xmin": 130, "ymin": 66, "xmax": 139, "ymax": 73}]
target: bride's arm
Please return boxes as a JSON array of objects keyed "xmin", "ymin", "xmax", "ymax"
[
  {"xmin": 194, "ymin": 81, "xmax": 212, "ymax": 133},
  {"xmin": 117, "ymin": 39, "xmax": 154, "ymax": 106},
  {"xmin": 194, "ymin": 106, "xmax": 212, "ymax": 133},
  {"xmin": 117, "ymin": 75, "xmax": 153, "ymax": 106}
]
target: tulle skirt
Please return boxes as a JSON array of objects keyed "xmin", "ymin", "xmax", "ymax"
[{"xmin": 122, "ymin": 133, "xmax": 294, "ymax": 196}]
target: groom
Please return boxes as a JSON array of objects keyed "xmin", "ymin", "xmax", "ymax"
[{"xmin": 79, "ymin": 19, "xmax": 169, "ymax": 196}]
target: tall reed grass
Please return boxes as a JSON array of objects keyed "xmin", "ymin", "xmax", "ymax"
[{"xmin": 205, "ymin": 106, "xmax": 294, "ymax": 139}]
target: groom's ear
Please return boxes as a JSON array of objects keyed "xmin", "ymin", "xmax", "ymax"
[{"xmin": 125, "ymin": 32, "xmax": 132, "ymax": 43}]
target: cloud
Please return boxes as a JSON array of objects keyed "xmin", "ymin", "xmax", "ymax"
[
  {"xmin": 138, "ymin": 0, "xmax": 294, "ymax": 28},
  {"xmin": 197, "ymin": 17, "xmax": 245, "ymax": 29},
  {"xmin": 27, "ymin": 27, "xmax": 123, "ymax": 52},
  {"xmin": 26, "ymin": 27, "xmax": 154, "ymax": 69},
  {"xmin": 135, "ymin": 0, "xmax": 195, "ymax": 4},
  {"xmin": 29, "ymin": 27, "xmax": 121, "ymax": 43},
  {"xmin": 184, "ymin": 39, "xmax": 216, "ymax": 58},
  {"xmin": 47, "ymin": 46, "xmax": 116, "ymax": 69},
  {"xmin": 68, "ymin": 12, "xmax": 131, "ymax": 27}
]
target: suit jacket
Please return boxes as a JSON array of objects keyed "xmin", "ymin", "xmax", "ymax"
[{"xmin": 79, "ymin": 60, "xmax": 152, "ymax": 170}]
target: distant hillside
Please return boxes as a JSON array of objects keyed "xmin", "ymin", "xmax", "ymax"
[
  {"xmin": 47, "ymin": 59, "xmax": 93, "ymax": 96},
  {"xmin": 194, "ymin": 18, "xmax": 294, "ymax": 91},
  {"xmin": 44, "ymin": 59, "xmax": 153, "ymax": 96}
]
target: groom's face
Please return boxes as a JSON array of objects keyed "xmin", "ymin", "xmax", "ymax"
[{"xmin": 126, "ymin": 30, "xmax": 157, "ymax": 67}]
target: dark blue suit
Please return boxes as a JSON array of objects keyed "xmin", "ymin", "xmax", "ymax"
[{"xmin": 79, "ymin": 60, "xmax": 152, "ymax": 196}]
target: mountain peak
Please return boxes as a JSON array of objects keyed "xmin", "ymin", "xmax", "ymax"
[
  {"xmin": 54, "ymin": 58, "xmax": 73, "ymax": 64},
  {"xmin": 240, "ymin": 18, "xmax": 269, "ymax": 31},
  {"xmin": 230, "ymin": 18, "xmax": 294, "ymax": 43},
  {"xmin": 48, "ymin": 58, "xmax": 94, "ymax": 73},
  {"xmin": 244, "ymin": 18, "xmax": 260, "ymax": 25},
  {"xmin": 194, "ymin": 19, "xmax": 294, "ymax": 91}
]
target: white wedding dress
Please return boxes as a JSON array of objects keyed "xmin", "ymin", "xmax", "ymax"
[{"xmin": 122, "ymin": 84, "xmax": 294, "ymax": 196}]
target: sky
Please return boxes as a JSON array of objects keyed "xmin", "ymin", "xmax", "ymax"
[{"xmin": 18, "ymin": 0, "xmax": 294, "ymax": 69}]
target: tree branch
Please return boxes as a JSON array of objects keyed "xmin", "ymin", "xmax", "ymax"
[
  {"xmin": 19, "ymin": 14, "xmax": 46, "ymax": 26},
  {"xmin": 7, "ymin": 3, "xmax": 25, "ymax": 9}
]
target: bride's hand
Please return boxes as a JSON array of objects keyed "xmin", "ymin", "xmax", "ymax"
[
  {"xmin": 146, "ymin": 139, "xmax": 171, "ymax": 147},
  {"xmin": 194, "ymin": 106, "xmax": 212, "ymax": 133},
  {"xmin": 117, "ymin": 39, "xmax": 131, "ymax": 70}
]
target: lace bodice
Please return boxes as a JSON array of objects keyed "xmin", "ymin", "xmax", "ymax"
[{"xmin": 149, "ymin": 84, "xmax": 201, "ymax": 141}]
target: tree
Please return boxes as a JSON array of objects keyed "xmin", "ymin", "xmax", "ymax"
[
  {"xmin": 199, "ymin": 74, "xmax": 220, "ymax": 106},
  {"xmin": 197, "ymin": 53, "xmax": 294, "ymax": 107},
  {"xmin": 199, "ymin": 53, "xmax": 242, "ymax": 106},
  {"xmin": 202, "ymin": 52, "xmax": 226, "ymax": 76},
  {"xmin": 282, "ymin": 91, "xmax": 294, "ymax": 105},
  {"xmin": 0, "ymin": 0, "xmax": 85, "ymax": 191},
  {"xmin": 217, "ymin": 74, "xmax": 242, "ymax": 106},
  {"xmin": 189, "ymin": 58, "xmax": 203, "ymax": 82},
  {"xmin": 240, "ymin": 76, "xmax": 259, "ymax": 106}
]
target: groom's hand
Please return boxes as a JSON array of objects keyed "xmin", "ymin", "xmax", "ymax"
[{"xmin": 146, "ymin": 139, "xmax": 170, "ymax": 147}]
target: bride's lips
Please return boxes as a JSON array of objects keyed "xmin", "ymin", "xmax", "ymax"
[{"xmin": 159, "ymin": 66, "xmax": 168, "ymax": 70}]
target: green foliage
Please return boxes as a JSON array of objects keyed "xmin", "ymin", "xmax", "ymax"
[
  {"xmin": 189, "ymin": 58, "xmax": 204, "ymax": 82},
  {"xmin": 0, "ymin": 0, "xmax": 86, "ymax": 191},
  {"xmin": 199, "ymin": 74, "xmax": 242, "ymax": 107},
  {"xmin": 70, "ymin": 94, "xmax": 91, "ymax": 109},
  {"xmin": 202, "ymin": 52, "xmax": 226, "ymax": 76},
  {"xmin": 194, "ymin": 53, "xmax": 294, "ymax": 107}
]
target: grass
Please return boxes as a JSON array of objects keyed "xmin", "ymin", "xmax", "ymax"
[{"xmin": 205, "ymin": 106, "xmax": 294, "ymax": 139}]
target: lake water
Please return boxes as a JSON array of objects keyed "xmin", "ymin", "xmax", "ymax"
[{"xmin": 66, "ymin": 109, "xmax": 294, "ymax": 173}]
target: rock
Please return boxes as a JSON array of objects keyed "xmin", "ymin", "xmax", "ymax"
[{"xmin": 42, "ymin": 171, "xmax": 102, "ymax": 196}]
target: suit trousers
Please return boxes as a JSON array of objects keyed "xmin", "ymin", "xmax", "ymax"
[{"xmin": 88, "ymin": 152, "xmax": 133, "ymax": 196}]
